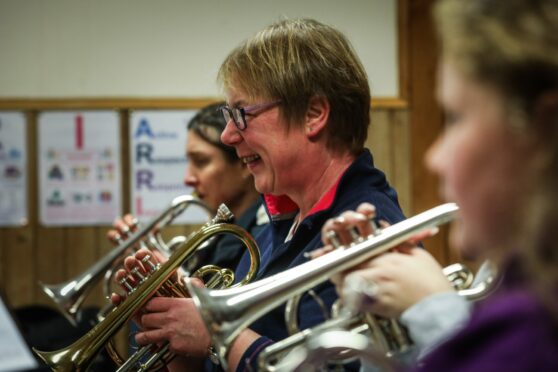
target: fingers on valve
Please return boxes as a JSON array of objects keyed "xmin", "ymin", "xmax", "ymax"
[
  {"xmin": 112, "ymin": 214, "xmax": 139, "ymax": 238},
  {"xmin": 323, "ymin": 208, "xmax": 379, "ymax": 248},
  {"xmin": 106, "ymin": 230, "xmax": 124, "ymax": 246},
  {"xmin": 123, "ymin": 214, "xmax": 139, "ymax": 231},
  {"xmin": 119, "ymin": 253, "xmax": 155, "ymax": 290}
]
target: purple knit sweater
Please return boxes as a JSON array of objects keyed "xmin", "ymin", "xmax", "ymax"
[{"xmin": 414, "ymin": 273, "xmax": 558, "ymax": 372}]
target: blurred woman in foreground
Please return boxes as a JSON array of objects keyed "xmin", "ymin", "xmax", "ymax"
[{"xmin": 326, "ymin": 0, "xmax": 558, "ymax": 369}]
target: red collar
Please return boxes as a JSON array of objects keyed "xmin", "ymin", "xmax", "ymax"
[{"xmin": 263, "ymin": 176, "xmax": 342, "ymax": 221}]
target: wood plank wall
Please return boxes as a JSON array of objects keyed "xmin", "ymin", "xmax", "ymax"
[{"xmin": 0, "ymin": 103, "xmax": 413, "ymax": 311}]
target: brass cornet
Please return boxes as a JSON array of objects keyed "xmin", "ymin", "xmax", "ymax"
[
  {"xmin": 39, "ymin": 194, "xmax": 213, "ymax": 325},
  {"xmin": 33, "ymin": 204, "xmax": 261, "ymax": 372},
  {"xmin": 186, "ymin": 203, "xmax": 461, "ymax": 369}
]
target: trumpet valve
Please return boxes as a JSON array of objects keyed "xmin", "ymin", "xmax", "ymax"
[
  {"xmin": 119, "ymin": 277, "xmax": 135, "ymax": 294},
  {"xmin": 131, "ymin": 266, "xmax": 148, "ymax": 284},
  {"xmin": 142, "ymin": 254, "xmax": 160, "ymax": 273}
]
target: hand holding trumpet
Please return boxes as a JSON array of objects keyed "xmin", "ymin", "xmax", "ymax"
[
  {"xmin": 111, "ymin": 247, "xmax": 212, "ymax": 361},
  {"xmin": 106, "ymin": 213, "xmax": 140, "ymax": 246},
  {"xmin": 318, "ymin": 202, "xmax": 454, "ymax": 318}
]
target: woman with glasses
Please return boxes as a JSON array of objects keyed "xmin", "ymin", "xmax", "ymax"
[
  {"xmin": 324, "ymin": 0, "xmax": 558, "ymax": 370},
  {"xmin": 116, "ymin": 18, "xmax": 406, "ymax": 371},
  {"xmin": 182, "ymin": 102, "xmax": 267, "ymax": 273}
]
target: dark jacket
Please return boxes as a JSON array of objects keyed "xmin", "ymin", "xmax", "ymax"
[{"xmin": 230, "ymin": 149, "xmax": 406, "ymax": 372}]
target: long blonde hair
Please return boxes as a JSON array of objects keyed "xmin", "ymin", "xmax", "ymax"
[{"xmin": 435, "ymin": 0, "xmax": 558, "ymax": 314}]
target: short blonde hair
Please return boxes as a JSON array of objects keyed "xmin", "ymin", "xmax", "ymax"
[{"xmin": 218, "ymin": 18, "xmax": 371, "ymax": 155}]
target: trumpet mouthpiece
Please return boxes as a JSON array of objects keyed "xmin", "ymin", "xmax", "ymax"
[{"xmin": 215, "ymin": 204, "xmax": 234, "ymax": 223}]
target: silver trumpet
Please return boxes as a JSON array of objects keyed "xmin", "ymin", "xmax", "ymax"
[
  {"xmin": 271, "ymin": 330, "xmax": 402, "ymax": 372},
  {"xmin": 39, "ymin": 194, "xmax": 213, "ymax": 325},
  {"xmin": 186, "ymin": 203, "xmax": 460, "ymax": 369},
  {"xmin": 259, "ymin": 262, "xmax": 497, "ymax": 371}
]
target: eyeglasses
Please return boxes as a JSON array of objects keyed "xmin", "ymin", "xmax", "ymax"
[{"xmin": 219, "ymin": 100, "xmax": 282, "ymax": 131}]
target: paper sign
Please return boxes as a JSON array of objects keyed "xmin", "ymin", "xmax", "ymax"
[
  {"xmin": 38, "ymin": 111, "xmax": 122, "ymax": 225},
  {"xmin": 0, "ymin": 112, "xmax": 28, "ymax": 226},
  {"xmin": 130, "ymin": 110, "xmax": 209, "ymax": 224}
]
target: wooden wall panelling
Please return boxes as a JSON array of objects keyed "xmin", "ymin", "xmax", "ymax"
[
  {"xmin": 25, "ymin": 111, "xmax": 39, "ymax": 306},
  {"xmin": 368, "ymin": 110, "xmax": 393, "ymax": 180},
  {"xmin": 408, "ymin": 0, "xmax": 450, "ymax": 266},
  {"xmin": 120, "ymin": 109, "xmax": 130, "ymax": 215},
  {"xmin": 3, "ymin": 227, "xmax": 35, "ymax": 307},
  {"xmin": 367, "ymin": 108, "xmax": 411, "ymax": 217},
  {"xmin": 92, "ymin": 225, "xmax": 114, "ymax": 307},
  {"xmin": 66, "ymin": 226, "xmax": 99, "ymax": 309},
  {"xmin": 27, "ymin": 111, "xmax": 39, "ymax": 305},
  {"xmin": 35, "ymin": 227, "xmax": 66, "ymax": 307},
  {"xmin": 0, "ymin": 229, "xmax": 4, "ymax": 286},
  {"xmin": 390, "ymin": 109, "xmax": 411, "ymax": 215}
]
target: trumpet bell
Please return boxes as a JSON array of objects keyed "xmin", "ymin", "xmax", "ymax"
[
  {"xmin": 39, "ymin": 281, "xmax": 90, "ymax": 326},
  {"xmin": 187, "ymin": 203, "xmax": 460, "ymax": 369},
  {"xmin": 38, "ymin": 194, "xmax": 214, "ymax": 325},
  {"xmin": 34, "ymin": 204, "xmax": 261, "ymax": 372}
]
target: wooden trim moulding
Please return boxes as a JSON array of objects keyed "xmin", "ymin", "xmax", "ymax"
[{"xmin": 0, "ymin": 97, "xmax": 409, "ymax": 111}]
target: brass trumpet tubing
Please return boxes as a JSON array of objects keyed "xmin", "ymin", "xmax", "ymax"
[
  {"xmin": 187, "ymin": 203, "xmax": 459, "ymax": 369},
  {"xmin": 39, "ymin": 195, "xmax": 212, "ymax": 325},
  {"xmin": 34, "ymin": 221, "xmax": 259, "ymax": 372},
  {"xmin": 114, "ymin": 220, "xmax": 260, "ymax": 372}
]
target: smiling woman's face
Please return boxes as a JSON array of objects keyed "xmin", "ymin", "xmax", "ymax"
[
  {"xmin": 220, "ymin": 87, "xmax": 309, "ymax": 197},
  {"xmin": 426, "ymin": 61, "xmax": 537, "ymax": 259}
]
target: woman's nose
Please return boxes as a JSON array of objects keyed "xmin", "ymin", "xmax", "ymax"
[
  {"xmin": 425, "ymin": 135, "xmax": 446, "ymax": 176},
  {"xmin": 184, "ymin": 168, "xmax": 197, "ymax": 187},
  {"xmin": 221, "ymin": 119, "xmax": 243, "ymax": 146}
]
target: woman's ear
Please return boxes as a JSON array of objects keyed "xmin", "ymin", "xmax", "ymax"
[{"xmin": 305, "ymin": 96, "xmax": 330, "ymax": 138}]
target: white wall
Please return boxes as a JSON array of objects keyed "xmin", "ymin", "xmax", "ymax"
[{"xmin": 0, "ymin": 0, "xmax": 398, "ymax": 99}]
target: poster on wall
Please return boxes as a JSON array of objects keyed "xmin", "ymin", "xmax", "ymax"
[
  {"xmin": 38, "ymin": 111, "xmax": 122, "ymax": 226},
  {"xmin": 0, "ymin": 112, "xmax": 28, "ymax": 226},
  {"xmin": 129, "ymin": 110, "xmax": 208, "ymax": 224}
]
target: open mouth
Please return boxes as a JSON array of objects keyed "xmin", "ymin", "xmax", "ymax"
[{"xmin": 241, "ymin": 154, "xmax": 261, "ymax": 165}]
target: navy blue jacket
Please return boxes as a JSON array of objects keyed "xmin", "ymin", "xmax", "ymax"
[
  {"xmin": 210, "ymin": 149, "xmax": 406, "ymax": 372},
  {"xmin": 188, "ymin": 200, "xmax": 267, "ymax": 274}
]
